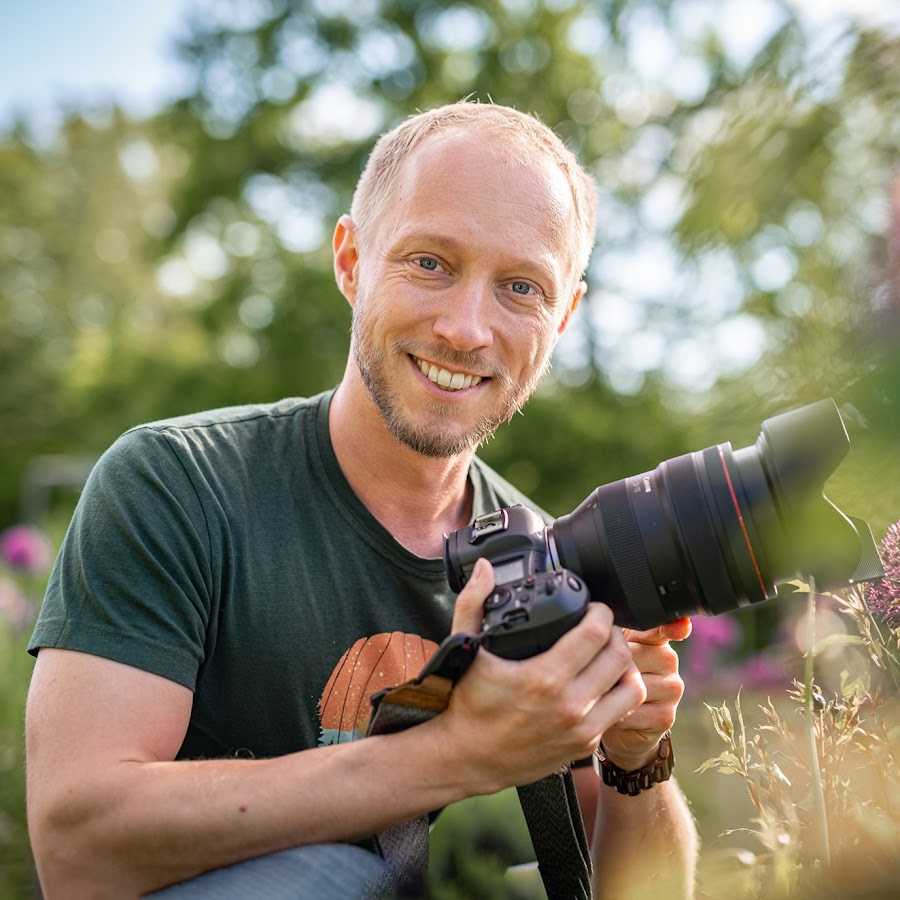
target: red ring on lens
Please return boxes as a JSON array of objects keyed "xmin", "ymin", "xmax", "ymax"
[{"xmin": 717, "ymin": 445, "xmax": 767, "ymax": 596}]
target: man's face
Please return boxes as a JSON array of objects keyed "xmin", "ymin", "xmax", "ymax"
[{"xmin": 346, "ymin": 132, "xmax": 583, "ymax": 458}]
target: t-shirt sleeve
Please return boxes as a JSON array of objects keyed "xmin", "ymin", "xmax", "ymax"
[{"xmin": 28, "ymin": 427, "xmax": 214, "ymax": 690}]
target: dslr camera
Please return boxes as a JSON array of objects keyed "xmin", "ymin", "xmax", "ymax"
[{"xmin": 443, "ymin": 398, "xmax": 884, "ymax": 660}]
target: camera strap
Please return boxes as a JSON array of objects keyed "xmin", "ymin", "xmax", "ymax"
[{"xmin": 364, "ymin": 632, "xmax": 593, "ymax": 900}]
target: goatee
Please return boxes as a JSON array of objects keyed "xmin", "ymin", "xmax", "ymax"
[{"xmin": 352, "ymin": 324, "xmax": 543, "ymax": 459}]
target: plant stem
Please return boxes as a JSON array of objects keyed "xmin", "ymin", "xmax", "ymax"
[{"xmin": 804, "ymin": 579, "xmax": 831, "ymax": 869}]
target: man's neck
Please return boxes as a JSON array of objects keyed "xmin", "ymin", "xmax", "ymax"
[{"xmin": 328, "ymin": 375, "xmax": 475, "ymax": 559}]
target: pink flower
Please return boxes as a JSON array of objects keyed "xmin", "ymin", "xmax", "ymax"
[
  {"xmin": 689, "ymin": 613, "xmax": 742, "ymax": 649},
  {"xmin": 0, "ymin": 576, "xmax": 35, "ymax": 631},
  {"xmin": 732, "ymin": 653, "xmax": 789, "ymax": 690},
  {"xmin": 866, "ymin": 522, "xmax": 900, "ymax": 629},
  {"xmin": 682, "ymin": 613, "xmax": 745, "ymax": 692},
  {"xmin": 0, "ymin": 524, "xmax": 52, "ymax": 574}
]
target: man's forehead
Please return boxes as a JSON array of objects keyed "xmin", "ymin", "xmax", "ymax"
[
  {"xmin": 405, "ymin": 128, "xmax": 570, "ymax": 191},
  {"xmin": 397, "ymin": 131, "xmax": 575, "ymax": 238}
]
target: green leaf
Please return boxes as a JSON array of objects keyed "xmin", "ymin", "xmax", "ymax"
[
  {"xmin": 839, "ymin": 668, "xmax": 870, "ymax": 699},
  {"xmin": 695, "ymin": 751, "xmax": 742, "ymax": 775},
  {"xmin": 782, "ymin": 579, "xmax": 810, "ymax": 594},
  {"xmin": 808, "ymin": 634, "xmax": 867, "ymax": 657}
]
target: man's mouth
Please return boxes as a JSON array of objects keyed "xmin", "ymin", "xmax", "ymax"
[{"xmin": 412, "ymin": 355, "xmax": 484, "ymax": 392}]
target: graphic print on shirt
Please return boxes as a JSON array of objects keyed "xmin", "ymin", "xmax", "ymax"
[{"xmin": 318, "ymin": 631, "xmax": 439, "ymax": 746}]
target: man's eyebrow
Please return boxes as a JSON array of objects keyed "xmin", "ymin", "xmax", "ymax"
[{"xmin": 390, "ymin": 231, "xmax": 466, "ymax": 255}]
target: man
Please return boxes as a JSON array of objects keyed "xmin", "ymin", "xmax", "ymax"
[{"xmin": 26, "ymin": 101, "xmax": 698, "ymax": 899}]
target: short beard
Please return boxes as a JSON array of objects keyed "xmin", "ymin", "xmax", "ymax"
[
  {"xmin": 362, "ymin": 372, "xmax": 495, "ymax": 457},
  {"xmin": 352, "ymin": 311, "xmax": 545, "ymax": 459}
]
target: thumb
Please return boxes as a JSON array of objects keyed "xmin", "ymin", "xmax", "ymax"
[{"xmin": 450, "ymin": 558, "xmax": 495, "ymax": 636}]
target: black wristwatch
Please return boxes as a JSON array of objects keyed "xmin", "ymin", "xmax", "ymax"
[{"xmin": 593, "ymin": 731, "xmax": 674, "ymax": 796}]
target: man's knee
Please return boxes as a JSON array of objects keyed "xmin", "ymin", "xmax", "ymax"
[{"xmin": 144, "ymin": 843, "xmax": 392, "ymax": 899}]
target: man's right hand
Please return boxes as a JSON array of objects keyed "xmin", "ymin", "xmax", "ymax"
[{"xmin": 441, "ymin": 558, "xmax": 646, "ymax": 794}]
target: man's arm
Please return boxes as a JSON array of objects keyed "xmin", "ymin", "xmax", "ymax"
[
  {"xmin": 592, "ymin": 776, "xmax": 697, "ymax": 899},
  {"xmin": 589, "ymin": 621, "xmax": 699, "ymax": 899},
  {"xmin": 27, "ymin": 647, "xmax": 492, "ymax": 898},
  {"xmin": 27, "ymin": 560, "xmax": 646, "ymax": 899}
]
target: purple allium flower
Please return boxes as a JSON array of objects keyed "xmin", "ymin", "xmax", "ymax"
[
  {"xmin": 865, "ymin": 522, "xmax": 900, "ymax": 629},
  {"xmin": 682, "ymin": 614, "xmax": 744, "ymax": 690},
  {"xmin": 732, "ymin": 653, "xmax": 789, "ymax": 691},
  {"xmin": 0, "ymin": 524, "xmax": 52, "ymax": 574},
  {"xmin": 689, "ymin": 613, "xmax": 742, "ymax": 650}
]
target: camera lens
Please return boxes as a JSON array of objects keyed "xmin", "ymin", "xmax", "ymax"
[{"xmin": 548, "ymin": 399, "xmax": 876, "ymax": 630}]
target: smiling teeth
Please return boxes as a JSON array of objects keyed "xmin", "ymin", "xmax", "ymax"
[{"xmin": 415, "ymin": 357, "xmax": 483, "ymax": 391}]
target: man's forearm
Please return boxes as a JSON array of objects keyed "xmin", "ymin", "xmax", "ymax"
[
  {"xmin": 591, "ymin": 777, "xmax": 698, "ymax": 900},
  {"xmin": 30, "ymin": 718, "xmax": 475, "ymax": 899}
]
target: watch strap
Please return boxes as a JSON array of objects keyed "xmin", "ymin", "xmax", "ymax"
[{"xmin": 594, "ymin": 730, "xmax": 674, "ymax": 796}]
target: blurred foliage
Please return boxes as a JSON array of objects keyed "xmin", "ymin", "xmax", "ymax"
[
  {"xmin": 0, "ymin": 626, "xmax": 37, "ymax": 899},
  {"xmin": 0, "ymin": 522, "xmax": 55, "ymax": 900},
  {"xmin": 2, "ymin": 0, "xmax": 898, "ymax": 531},
  {"xmin": 0, "ymin": 6, "xmax": 898, "ymax": 892},
  {"xmin": 697, "ymin": 579, "xmax": 900, "ymax": 898}
]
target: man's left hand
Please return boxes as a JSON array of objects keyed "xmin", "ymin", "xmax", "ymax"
[{"xmin": 597, "ymin": 619, "xmax": 691, "ymax": 771}]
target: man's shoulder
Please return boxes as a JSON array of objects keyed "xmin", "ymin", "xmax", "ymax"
[
  {"xmin": 128, "ymin": 392, "xmax": 330, "ymax": 439},
  {"xmin": 93, "ymin": 390, "xmax": 334, "ymax": 484}
]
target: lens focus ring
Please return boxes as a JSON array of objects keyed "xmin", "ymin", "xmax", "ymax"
[{"xmin": 593, "ymin": 482, "xmax": 668, "ymax": 630}]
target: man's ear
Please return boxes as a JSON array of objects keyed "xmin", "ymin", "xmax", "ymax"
[
  {"xmin": 558, "ymin": 281, "xmax": 586, "ymax": 334},
  {"xmin": 333, "ymin": 214, "xmax": 360, "ymax": 306}
]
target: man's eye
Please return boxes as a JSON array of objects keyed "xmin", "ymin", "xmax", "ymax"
[
  {"xmin": 510, "ymin": 281, "xmax": 534, "ymax": 295},
  {"xmin": 416, "ymin": 257, "xmax": 441, "ymax": 271}
]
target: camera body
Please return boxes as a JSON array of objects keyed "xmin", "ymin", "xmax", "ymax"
[
  {"xmin": 472, "ymin": 507, "xmax": 591, "ymax": 658},
  {"xmin": 444, "ymin": 399, "xmax": 885, "ymax": 660},
  {"xmin": 483, "ymin": 570, "xmax": 590, "ymax": 660}
]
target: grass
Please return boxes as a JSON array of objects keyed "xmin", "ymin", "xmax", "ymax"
[
  {"xmin": 0, "ymin": 625, "xmax": 39, "ymax": 899},
  {"xmin": 693, "ymin": 576, "xmax": 900, "ymax": 898}
]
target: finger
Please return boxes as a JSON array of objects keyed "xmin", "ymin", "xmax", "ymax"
[
  {"xmin": 598, "ymin": 670, "xmax": 680, "ymax": 765},
  {"xmin": 627, "ymin": 641, "xmax": 681, "ymax": 678},
  {"xmin": 582, "ymin": 664, "xmax": 647, "ymax": 744},
  {"xmin": 450, "ymin": 558, "xmax": 495, "ymax": 635},
  {"xmin": 540, "ymin": 602, "xmax": 616, "ymax": 679},
  {"xmin": 663, "ymin": 617, "xmax": 692, "ymax": 641},
  {"xmin": 606, "ymin": 694, "xmax": 678, "ymax": 740},
  {"xmin": 627, "ymin": 670, "xmax": 684, "ymax": 711},
  {"xmin": 622, "ymin": 617, "xmax": 692, "ymax": 645},
  {"xmin": 567, "ymin": 626, "xmax": 642, "ymax": 714}
]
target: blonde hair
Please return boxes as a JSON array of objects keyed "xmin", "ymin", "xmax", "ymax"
[{"xmin": 350, "ymin": 100, "xmax": 598, "ymax": 279}]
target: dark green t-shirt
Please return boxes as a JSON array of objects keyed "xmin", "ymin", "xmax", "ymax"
[{"xmin": 29, "ymin": 390, "xmax": 545, "ymax": 761}]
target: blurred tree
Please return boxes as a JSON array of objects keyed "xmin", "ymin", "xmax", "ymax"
[
  {"xmin": 163, "ymin": 0, "xmax": 900, "ymax": 522},
  {"xmin": 681, "ymin": 24, "xmax": 900, "ymax": 533},
  {"xmin": 1, "ymin": 6, "xmax": 899, "ymax": 895},
  {"xmin": 0, "ymin": 0, "xmax": 897, "ymax": 530}
]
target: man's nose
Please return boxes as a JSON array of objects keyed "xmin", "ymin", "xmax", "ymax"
[{"xmin": 431, "ymin": 280, "xmax": 495, "ymax": 352}]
